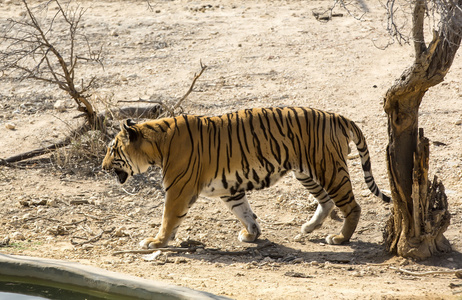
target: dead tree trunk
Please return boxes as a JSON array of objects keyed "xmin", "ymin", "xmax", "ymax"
[{"xmin": 383, "ymin": 0, "xmax": 461, "ymax": 259}]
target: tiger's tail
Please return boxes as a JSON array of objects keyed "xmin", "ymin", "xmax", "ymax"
[{"xmin": 348, "ymin": 121, "xmax": 391, "ymax": 203}]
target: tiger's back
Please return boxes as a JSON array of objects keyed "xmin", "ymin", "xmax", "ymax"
[
  {"xmin": 103, "ymin": 106, "xmax": 389, "ymax": 249},
  {"xmin": 185, "ymin": 107, "xmax": 352, "ymax": 197}
]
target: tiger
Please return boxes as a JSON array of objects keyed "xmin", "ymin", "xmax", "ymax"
[{"xmin": 102, "ymin": 106, "xmax": 390, "ymax": 249}]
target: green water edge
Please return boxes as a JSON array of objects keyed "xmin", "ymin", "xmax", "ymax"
[{"xmin": 0, "ymin": 274, "xmax": 134, "ymax": 300}]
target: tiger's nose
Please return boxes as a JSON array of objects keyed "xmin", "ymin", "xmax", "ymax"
[{"xmin": 102, "ymin": 160, "xmax": 110, "ymax": 171}]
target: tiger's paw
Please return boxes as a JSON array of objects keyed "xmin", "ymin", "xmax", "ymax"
[
  {"xmin": 139, "ymin": 237, "xmax": 167, "ymax": 249},
  {"xmin": 301, "ymin": 222, "xmax": 322, "ymax": 234},
  {"xmin": 238, "ymin": 228, "xmax": 260, "ymax": 243},
  {"xmin": 325, "ymin": 234, "xmax": 348, "ymax": 245}
]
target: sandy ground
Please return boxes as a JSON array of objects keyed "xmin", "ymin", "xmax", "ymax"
[{"xmin": 1, "ymin": 1, "xmax": 462, "ymax": 299}]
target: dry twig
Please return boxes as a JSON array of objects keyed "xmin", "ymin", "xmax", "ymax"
[
  {"xmin": 112, "ymin": 240, "xmax": 274, "ymax": 256},
  {"xmin": 119, "ymin": 61, "xmax": 207, "ymax": 118},
  {"xmin": 390, "ymin": 267, "xmax": 462, "ymax": 277},
  {"xmin": 113, "ymin": 247, "xmax": 196, "ymax": 256},
  {"xmin": 71, "ymin": 227, "xmax": 115, "ymax": 246}
]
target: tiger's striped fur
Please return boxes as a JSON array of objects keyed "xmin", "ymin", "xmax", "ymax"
[{"xmin": 102, "ymin": 107, "xmax": 390, "ymax": 249}]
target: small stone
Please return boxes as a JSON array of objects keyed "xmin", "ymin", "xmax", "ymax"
[
  {"xmin": 5, "ymin": 123, "xmax": 16, "ymax": 130},
  {"xmin": 113, "ymin": 226, "xmax": 127, "ymax": 237},
  {"xmin": 262, "ymin": 256, "xmax": 275, "ymax": 263},
  {"xmin": 82, "ymin": 244, "xmax": 94, "ymax": 250},
  {"xmin": 46, "ymin": 199, "xmax": 59, "ymax": 207},
  {"xmin": 361, "ymin": 189, "xmax": 371, "ymax": 197},
  {"xmin": 0, "ymin": 236, "xmax": 10, "ymax": 247},
  {"xmin": 48, "ymin": 225, "xmax": 68, "ymax": 236},
  {"xmin": 53, "ymin": 100, "xmax": 67, "ymax": 112},
  {"xmin": 455, "ymin": 119, "xmax": 462, "ymax": 125},
  {"xmin": 293, "ymin": 234, "xmax": 304, "ymax": 242},
  {"xmin": 174, "ymin": 257, "xmax": 187, "ymax": 264},
  {"xmin": 292, "ymin": 257, "xmax": 304, "ymax": 264},
  {"xmin": 12, "ymin": 232, "xmax": 25, "ymax": 241},
  {"xmin": 142, "ymin": 250, "xmax": 162, "ymax": 261}
]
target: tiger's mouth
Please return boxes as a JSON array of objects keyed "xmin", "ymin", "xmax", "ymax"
[{"xmin": 114, "ymin": 168, "xmax": 129, "ymax": 184}]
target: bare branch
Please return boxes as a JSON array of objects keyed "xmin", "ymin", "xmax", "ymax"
[
  {"xmin": 0, "ymin": 0, "xmax": 104, "ymax": 128},
  {"xmin": 173, "ymin": 61, "xmax": 207, "ymax": 110},
  {"xmin": 385, "ymin": 0, "xmax": 410, "ymax": 45},
  {"xmin": 120, "ymin": 62, "xmax": 207, "ymax": 118},
  {"xmin": 413, "ymin": 0, "xmax": 427, "ymax": 57}
]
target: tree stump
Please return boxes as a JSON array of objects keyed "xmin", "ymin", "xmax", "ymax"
[{"xmin": 384, "ymin": 129, "xmax": 451, "ymax": 259}]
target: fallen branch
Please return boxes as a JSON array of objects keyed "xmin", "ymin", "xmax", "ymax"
[
  {"xmin": 69, "ymin": 199, "xmax": 90, "ymax": 205},
  {"xmin": 390, "ymin": 267, "xmax": 462, "ymax": 278},
  {"xmin": 113, "ymin": 247, "xmax": 196, "ymax": 256},
  {"xmin": 76, "ymin": 212, "xmax": 114, "ymax": 221},
  {"xmin": 71, "ymin": 227, "xmax": 115, "ymax": 246},
  {"xmin": 0, "ymin": 137, "xmax": 73, "ymax": 166},
  {"xmin": 112, "ymin": 240, "xmax": 274, "ymax": 256},
  {"xmin": 0, "ymin": 105, "xmax": 162, "ymax": 166},
  {"xmin": 63, "ymin": 218, "xmax": 87, "ymax": 227}
]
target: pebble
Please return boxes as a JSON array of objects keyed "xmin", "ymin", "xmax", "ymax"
[
  {"xmin": 292, "ymin": 257, "xmax": 304, "ymax": 264},
  {"xmin": 82, "ymin": 244, "xmax": 94, "ymax": 250},
  {"xmin": 352, "ymin": 271, "xmax": 363, "ymax": 277},
  {"xmin": 293, "ymin": 233, "xmax": 304, "ymax": 242},
  {"xmin": 47, "ymin": 199, "xmax": 59, "ymax": 207},
  {"xmin": 5, "ymin": 123, "xmax": 15, "ymax": 130},
  {"xmin": 455, "ymin": 119, "xmax": 462, "ymax": 125},
  {"xmin": 11, "ymin": 232, "xmax": 25, "ymax": 241},
  {"xmin": 53, "ymin": 100, "xmax": 67, "ymax": 112},
  {"xmin": 113, "ymin": 226, "xmax": 127, "ymax": 237},
  {"xmin": 361, "ymin": 189, "xmax": 371, "ymax": 197},
  {"xmin": 142, "ymin": 250, "xmax": 162, "ymax": 261}
]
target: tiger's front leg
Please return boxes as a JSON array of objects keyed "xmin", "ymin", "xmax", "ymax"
[
  {"xmin": 221, "ymin": 193, "xmax": 261, "ymax": 243},
  {"xmin": 140, "ymin": 193, "xmax": 195, "ymax": 249}
]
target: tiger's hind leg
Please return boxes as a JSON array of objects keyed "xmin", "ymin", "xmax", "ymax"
[
  {"xmin": 221, "ymin": 193, "xmax": 261, "ymax": 243},
  {"xmin": 325, "ymin": 180, "xmax": 361, "ymax": 245},
  {"xmin": 294, "ymin": 172, "xmax": 335, "ymax": 234}
]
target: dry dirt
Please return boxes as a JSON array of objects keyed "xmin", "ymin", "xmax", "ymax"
[{"xmin": 1, "ymin": 1, "xmax": 462, "ymax": 299}]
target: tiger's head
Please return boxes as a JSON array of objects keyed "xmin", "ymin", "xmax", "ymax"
[{"xmin": 102, "ymin": 119, "xmax": 152, "ymax": 184}]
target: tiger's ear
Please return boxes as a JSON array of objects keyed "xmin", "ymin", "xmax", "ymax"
[{"xmin": 120, "ymin": 119, "xmax": 138, "ymax": 143}]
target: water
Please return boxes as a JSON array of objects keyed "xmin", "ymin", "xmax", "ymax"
[
  {"xmin": 0, "ymin": 280, "xmax": 120, "ymax": 300},
  {"xmin": 0, "ymin": 291, "xmax": 48, "ymax": 300}
]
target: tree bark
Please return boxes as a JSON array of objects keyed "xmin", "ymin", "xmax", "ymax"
[{"xmin": 383, "ymin": 0, "xmax": 461, "ymax": 259}]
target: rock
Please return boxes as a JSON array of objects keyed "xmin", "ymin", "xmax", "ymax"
[
  {"xmin": 48, "ymin": 225, "xmax": 68, "ymax": 236},
  {"xmin": 113, "ymin": 226, "xmax": 127, "ymax": 237},
  {"xmin": 361, "ymin": 189, "xmax": 371, "ymax": 197},
  {"xmin": 142, "ymin": 250, "xmax": 162, "ymax": 261},
  {"xmin": 53, "ymin": 100, "xmax": 67, "ymax": 112},
  {"xmin": 5, "ymin": 122, "xmax": 15, "ymax": 130},
  {"xmin": 0, "ymin": 236, "xmax": 10, "ymax": 247},
  {"xmin": 455, "ymin": 119, "xmax": 462, "ymax": 125},
  {"xmin": 293, "ymin": 234, "xmax": 304, "ymax": 242},
  {"xmin": 82, "ymin": 244, "xmax": 94, "ymax": 250},
  {"xmin": 11, "ymin": 232, "xmax": 25, "ymax": 241},
  {"xmin": 292, "ymin": 257, "xmax": 304, "ymax": 264},
  {"xmin": 47, "ymin": 199, "xmax": 59, "ymax": 207}
]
